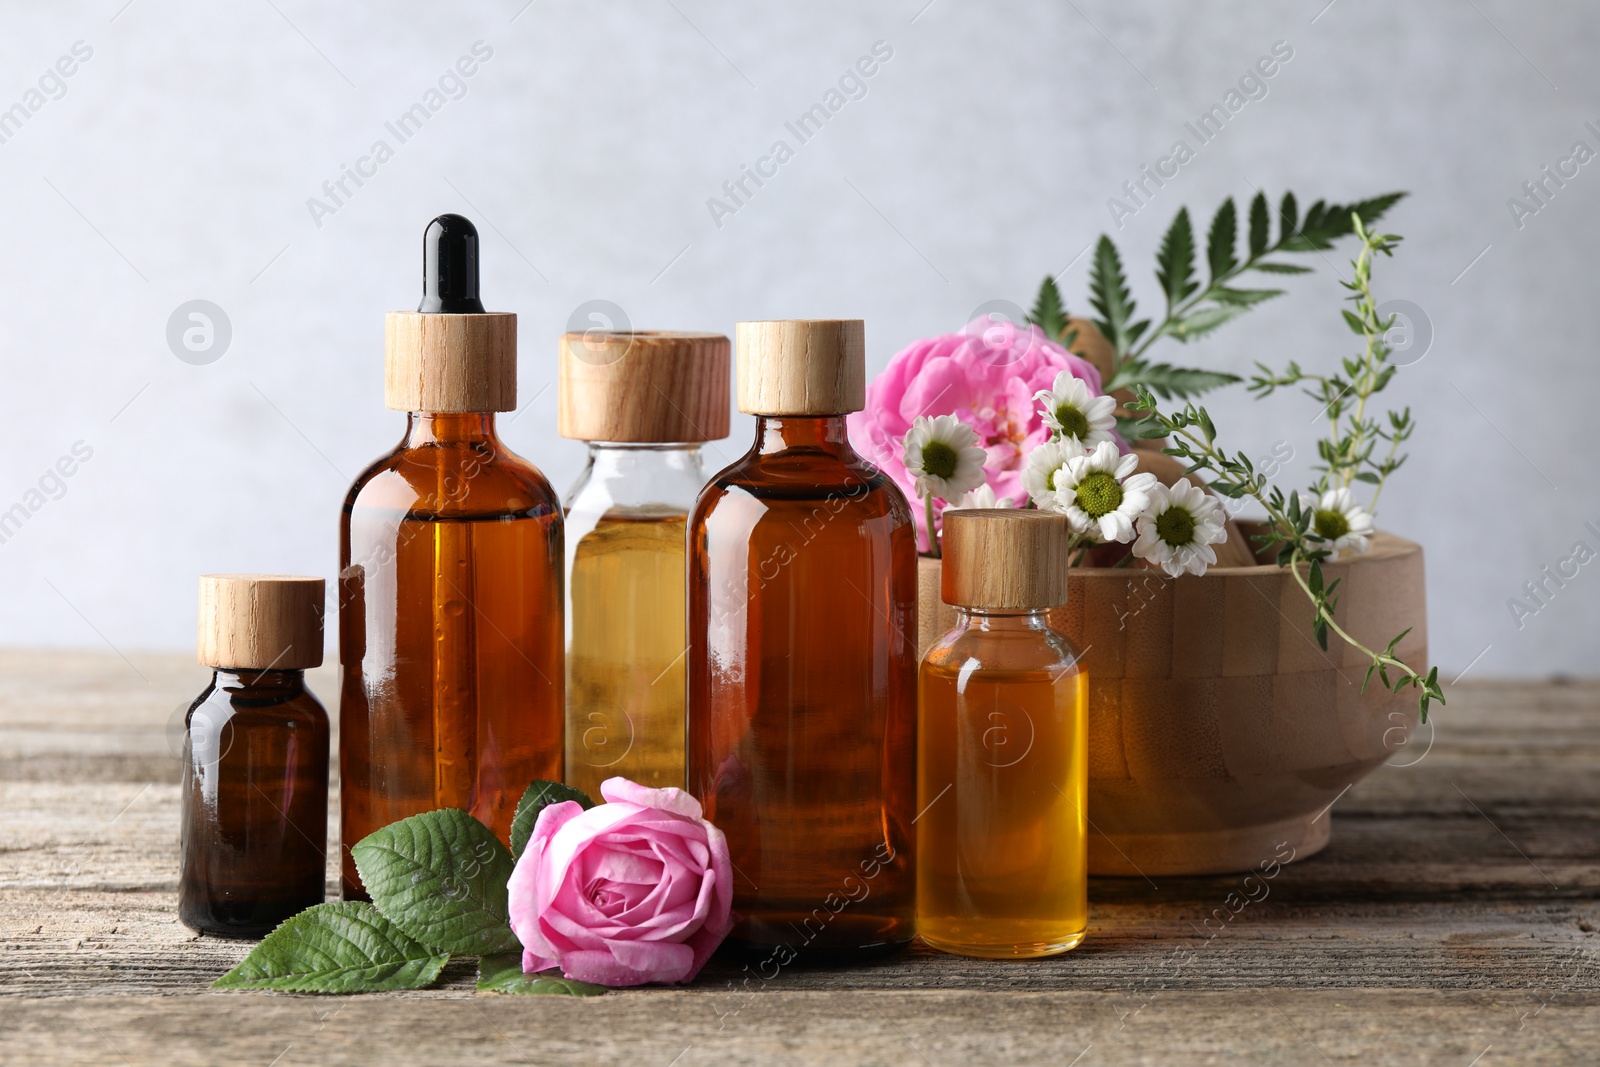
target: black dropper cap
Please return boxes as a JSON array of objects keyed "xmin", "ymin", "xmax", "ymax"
[{"xmin": 418, "ymin": 213, "xmax": 485, "ymax": 313}]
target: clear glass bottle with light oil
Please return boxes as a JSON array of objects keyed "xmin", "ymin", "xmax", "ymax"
[
  {"xmin": 688, "ymin": 319, "xmax": 918, "ymax": 962},
  {"xmin": 917, "ymin": 509, "xmax": 1088, "ymax": 958},
  {"xmin": 339, "ymin": 215, "xmax": 563, "ymax": 899},
  {"xmin": 559, "ymin": 330, "xmax": 729, "ymax": 799},
  {"xmin": 180, "ymin": 575, "xmax": 329, "ymax": 938}
]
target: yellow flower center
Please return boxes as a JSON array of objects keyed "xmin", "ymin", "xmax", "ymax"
[
  {"xmin": 921, "ymin": 440, "xmax": 959, "ymax": 480},
  {"xmin": 1054, "ymin": 403, "xmax": 1090, "ymax": 440},
  {"xmin": 1074, "ymin": 471, "xmax": 1123, "ymax": 517},
  {"xmin": 1155, "ymin": 506, "xmax": 1196, "ymax": 546},
  {"xmin": 1314, "ymin": 508, "xmax": 1350, "ymax": 541}
]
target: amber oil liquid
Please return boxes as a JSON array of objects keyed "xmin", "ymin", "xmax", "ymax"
[
  {"xmin": 566, "ymin": 508, "xmax": 690, "ymax": 797},
  {"xmin": 917, "ymin": 609, "xmax": 1088, "ymax": 958}
]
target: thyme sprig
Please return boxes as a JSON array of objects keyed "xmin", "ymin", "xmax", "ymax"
[
  {"xmin": 1129, "ymin": 216, "xmax": 1443, "ymax": 721},
  {"xmin": 1247, "ymin": 216, "xmax": 1415, "ymax": 503}
]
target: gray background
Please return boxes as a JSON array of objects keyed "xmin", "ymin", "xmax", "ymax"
[{"xmin": 0, "ymin": 0, "xmax": 1594, "ymax": 677}]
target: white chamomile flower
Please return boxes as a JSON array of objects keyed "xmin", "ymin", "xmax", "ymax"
[
  {"xmin": 902, "ymin": 414, "xmax": 988, "ymax": 501},
  {"xmin": 1021, "ymin": 439, "xmax": 1083, "ymax": 510},
  {"xmin": 1300, "ymin": 487, "xmax": 1375, "ymax": 558},
  {"xmin": 1050, "ymin": 441, "xmax": 1157, "ymax": 544},
  {"xmin": 946, "ymin": 482, "xmax": 1015, "ymax": 511},
  {"xmin": 1132, "ymin": 481, "xmax": 1229, "ymax": 577},
  {"xmin": 1034, "ymin": 371, "xmax": 1116, "ymax": 450}
]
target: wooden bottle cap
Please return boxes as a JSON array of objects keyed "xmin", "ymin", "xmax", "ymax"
[
  {"xmin": 197, "ymin": 575, "xmax": 325, "ymax": 670},
  {"xmin": 941, "ymin": 510, "xmax": 1073, "ymax": 610},
  {"xmin": 384, "ymin": 312, "xmax": 517, "ymax": 412},
  {"xmin": 558, "ymin": 331, "xmax": 731, "ymax": 442},
  {"xmin": 736, "ymin": 319, "xmax": 865, "ymax": 415}
]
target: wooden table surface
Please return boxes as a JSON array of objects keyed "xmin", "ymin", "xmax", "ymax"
[{"xmin": 1, "ymin": 651, "xmax": 1596, "ymax": 1066}]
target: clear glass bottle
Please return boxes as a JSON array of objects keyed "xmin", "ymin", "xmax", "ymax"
[
  {"xmin": 560, "ymin": 329, "xmax": 729, "ymax": 799},
  {"xmin": 180, "ymin": 575, "xmax": 329, "ymax": 938},
  {"xmin": 338, "ymin": 215, "xmax": 563, "ymax": 899},
  {"xmin": 688, "ymin": 320, "xmax": 918, "ymax": 962},
  {"xmin": 916, "ymin": 509, "xmax": 1088, "ymax": 958}
]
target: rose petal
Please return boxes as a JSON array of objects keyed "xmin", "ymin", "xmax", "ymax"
[{"xmin": 599, "ymin": 777, "xmax": 703, "ymax": 819}]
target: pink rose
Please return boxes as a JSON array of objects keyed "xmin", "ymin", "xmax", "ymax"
[
  {"xmin": 848, "ymin": 317, "xmax": 1107, "ymax": 552},
  {"xmin": 507, "ymin": 777, "xmax": 734, "ymax": 987}
]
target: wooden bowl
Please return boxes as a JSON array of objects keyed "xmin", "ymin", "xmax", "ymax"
[{"xmin": 916, "ymin": 526, "xmax": 1427, "ymax": 875}]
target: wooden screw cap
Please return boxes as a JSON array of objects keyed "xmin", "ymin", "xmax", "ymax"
[
  {"xmin": 736, "ymin": 319, "xmax": 865, "ymax": 415},
  {"xmin": 941, "ymin": 510, "xmax": 1073, "ymax": 610},
  {"xmin": 198, "ymin": 575, "xmax": 325, "ymax": 670},
  {"xmin": 559, "ymin": 331, "xmax": 731, "ymax": 442},
  {"xmin": 384, "ymin": 312, "xmax": 517, "ymax": 412}
]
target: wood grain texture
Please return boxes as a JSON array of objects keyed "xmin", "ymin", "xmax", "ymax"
[
  {"xmin": 735, "ymin": 319, "xmax": 865, "ymax": 415},
  {"xmin": 383, "ymin": 311, "xmax": 517, "ymax": 412},
  {"xmin": 558, "ymin": 331, "xmax": 730, "ymax": 443},
  {"xmin": 940, "ymin": 509, "xmax": 1072, "ymax": 609},
  {"xmin": 196, "ymin": 575, "xmax": 324, "ymax": 670},
  {"xmin": 1, "ymin": 651, "xmax": 1596, "ymax": 1066}
]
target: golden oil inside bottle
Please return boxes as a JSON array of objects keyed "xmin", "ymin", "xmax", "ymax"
[
  {"xmin": 916, "ymin": 660, "xmax": 1088, "ymax": 958},
  {"xmin": 566, "ymin": 508, "xmax": 689, "ymax": 798}
]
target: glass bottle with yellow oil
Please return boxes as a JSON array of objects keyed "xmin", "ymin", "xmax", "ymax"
[
  {"xmin": 559, "ymin": 330, "xmax": 729, "ymax": 799},
  {"xmin": 917, "ymin": 508, "xmax": 1088, "ymax": 958},
  {"xmin": 338, "ymin": 214, "xmax": 563, "ymax": 899}
]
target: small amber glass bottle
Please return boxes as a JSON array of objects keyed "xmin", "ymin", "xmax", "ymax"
[
  {"xmin": 180, "ymin": 575, "xmax": 329, "ymax": 938},
  {"xmin": 917, "ymin": 509, "xmax": 1088, "ymax": 958},
  {"xmin": 688, "ymin": 319, "xmax": 918, "ymax": 962},
  {"xmin": 559, "ymin": 331, "xmax": 729, "ymax": 799},
  {"xmin": 339, "ymin": 215, "xmax": 563, "ymax": 898}
]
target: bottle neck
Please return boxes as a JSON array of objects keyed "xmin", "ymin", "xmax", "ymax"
[
  {"xmin": 584, "ymin": 441, "xmax": 704, "ymax": 478},
  {"xmin": 754, "ymin": 415, "xmax": 855, "ymax": 459},
  {"xmin": 953, "ymin": 607, "xmax": 1053, "ymax": 632},
  {"xmin": 213, "ymin": 668, "xmax": 307, "ymax": 694},
  {"xmin": 403, "ymin": 412, "xmax": 499, "ymax": 447},
  {"xmin": 566, "ymin": 441, "xmax": 707, "ymax": 514}
]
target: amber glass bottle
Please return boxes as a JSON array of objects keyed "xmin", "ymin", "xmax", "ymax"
[
  {"xmin": 559, "ymin": 331, "xmax": 729, "ymax": 799},
  {"xmin": 180, "ymin": 575, "xmax": 329, "ymax": 938},
  {"xmin": 339, "ymin": 215, "xmax": 562, "ymax": 898},
  {"xmin": 917, "ymin": 509, "xmax": 1088, "ymax": 958},
  {"xmin": 688, "ymin": 319, "xmax": 918, "ymax": 962}
]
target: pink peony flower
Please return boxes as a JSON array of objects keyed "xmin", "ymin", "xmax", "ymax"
[
  {"xmin": 507, "ymin": 777, "xmax": 734, "ymax": 987},
  {"xmin": 848, "ymin": 317, "xmax": 1108, "ymax": 552}
]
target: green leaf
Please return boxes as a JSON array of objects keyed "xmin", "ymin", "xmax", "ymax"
[
  {"xmin": 352, "ymin": 808, "xmax": 519, "ymax": 956},
  {"xmin": 1028, "ymin": 275, "xmax": 1069, "ymax": 341},
  {"xmin": 1168, "ymin": 304, "xmax": 1246, "ymax": 341},
  {"xmin": 1282, "ymin": 192, "xmax": 1407, "ymax": 250},
  {"xmin": 1279, "ymin": 191, "xmax": 1298, "ymax": 239},
  {"xmin": 212, "ymin": 902, "xmax": 449, "ymax": 994},
  {"xmin": 1343, "ymin": 192, "xmax": 1406, "ymax": 229},
  {"xmin": 1089, "ymin": 235, "xmax": 1145, "ymax": 358},
  {"xmin": 476, "ymin": 952, "xmax": 608, "ymax": 996},
  {"xmin": 1111, "ymin": 360, "xmax": 1240, "ymax": 400},
  {"xmin": 1112, "ymin": 411, "xmax": 1167, "ymax": 440},
  {"xmin": 1248, "ymin": 191, "xmax": 1270, "ymax": 259},
  {"xmin": 1251, "ymin": 261, "xmax": 1313, "ymax": 274},
  {"xmin": 510, "ymin": 780, "xmax": 596, "ymax": 859},
  {"xmin": 1209, "ymin": 287, "xmax": 1283, "ymax": 306},
  {"xmin": 1206, "ymin": 198, "xmax": 1238, "ymax": 281},
  {"xmin": 1155, "ymin": 207, "xmax": 1198, "ymax": 309}
]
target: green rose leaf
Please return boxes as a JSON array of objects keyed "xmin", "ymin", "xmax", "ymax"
[
  {"xmin": 476, "ymin": 951, "xmax": 607, "ymax": 996},
  {"xmin": 510, "ymin": 780, "xmax": 595, "ymax": 859},
  {"xmin": 352, "ymin": 808, "xmax": 519, "ymax": 956},
  {"xmin": 212, "ymin": 902, "xmax": 449, "ymax": 994}
]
